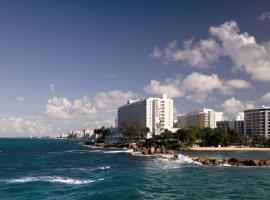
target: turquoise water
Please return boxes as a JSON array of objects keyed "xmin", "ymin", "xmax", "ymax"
[{"xmin": 0, "ymin": 139, "xmax": 270, "ymax": 200}]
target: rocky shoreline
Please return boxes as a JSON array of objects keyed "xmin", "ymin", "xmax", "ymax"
[{"xmin": 85, "ymin": 142, "xmax": 270, "ymax": 167}]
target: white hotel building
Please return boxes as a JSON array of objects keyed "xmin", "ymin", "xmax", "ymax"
[{"xmin": 117, "ymin": 94, "xmax": 173, "ymax": 138}]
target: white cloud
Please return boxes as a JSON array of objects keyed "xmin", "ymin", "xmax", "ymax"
[
  {"xmin": 46, "ymin": 96, "xmax": 96, "ymax": 120},
  {"xmin": 46, "ymin": 90, "xmax": 137, "ymax": 120},
  {"xmin": 95, "ymin": 90, "xmax": 137, "ymax": 110},
  {"xmin": 221, "ymin": 97, "xmax": 255, "ymax": 119},
  {"xmin": 152, "ymin": 20, "xmax": 270, "ymax": 81},
  {"xmin": 50, "ymin": 83, "xmax": 55, "ymax": 94},
  {"xmin": 152, "ymin": 39, "xmax": 222, "ymax": 68},
  {"xmin": 258, "ymin": 11, "xmax": 270, "ymax": 21},
  {"xmin": 10, "ymin": 96, "xmax": 26, "ymax": 102},
  {"xmin": 222, "ymin": 79, "xmax": 253, "ymax": 95},
  {"xmin": 0, "ymin": 117, "xmax": 53, "ymax": 137},
  {"xmin": 143, "ymin": 76, "xmax": 183, "ymax": 98},
  {"xmin": 144, "ymin": 72, "xmax": 252, "ymax": 103},
  {"xmin": 261, "ymin": 92, "xmax": 270, "ymax": 102}
]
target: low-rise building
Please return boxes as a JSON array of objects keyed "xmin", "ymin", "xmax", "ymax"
[
  {"xmin": 216, "ymin": 119, "xmax": 244, "ymax": 134},
  {"xmin": 176, "ymin": 108, "xmax": 223, "ymax": 129}
]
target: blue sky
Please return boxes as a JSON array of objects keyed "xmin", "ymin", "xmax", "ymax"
[{"xmin": 0, "ymin": 0, "xmax": 270, "ymax": 137}]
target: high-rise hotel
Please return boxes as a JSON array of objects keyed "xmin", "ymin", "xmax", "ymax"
[
  {"xmin": 117, "ymin": 94, "xmax": 173, "ymax": 138},
  {"xmin": 244, "ymin": 107, "xmax": 270, "ymax": 137}
]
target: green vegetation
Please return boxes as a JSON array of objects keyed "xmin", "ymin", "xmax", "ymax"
[
  {"xmin": 144, "ymin": 127, "xmax": 270, "ymax": 149},
  {"xmin": 94, "ymin": 127, "xmax": 111, "ymax": 143},
  {"xmin": 120, "ymin": 120, "xmax": 150, "ymax": 143}
]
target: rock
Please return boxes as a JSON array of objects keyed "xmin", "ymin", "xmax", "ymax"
[
  {"xmin": 243, "ymin": 160, "xmax": 257, "ymax": 166},
  {"xmin": 210, "ymin": 159, "xmax": 220, "ymax": 165},
  {"xmin": 195, "ymin": 157, "xmax": 211, "ymax": 165},
  {"xmin": 166, "ymin": 150, "xmax": 175, "ymax": 155},
  {"xmin": 222, "ymin": 158, "xmax": 229, "ymax": 165},
  {"xmin": 131, "ymin": 144, "xmax": 139, "ymax": 152},
  {"xmin": 228, "ymin": 158, "xmax": 243, "ymax": 166},
  {"xmin": 161, "ymin": 146, "xmax": 166, "ymax": 154},
  {"xmin": 174, "ymin": 154, "xmax": 178, "ymax": 159},
  {"xmin": 141, "ymin": 147, "xmax": 148, "ymax": 155},
  {"xmin": 150, "ymin": 147, "xmax": 156, "ymax": 154},
  {"xmin": 265, "ymin": 160, "xmax": 270, "ymax": 165},
  {"xmin": 155, "ymin": 147, "xmax": 161, "ymax": 154}
]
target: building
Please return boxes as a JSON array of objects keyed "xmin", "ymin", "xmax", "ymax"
[
  {"xmin": 216, "ymin": 119, "xmax": 244, "ymax": 134},
  {"xmin": 117, "ymin": 94, "xmax": 173, "ymax": 138},
  {"xmin": 176, "ymin": 108, "xmax": 223, "ymax": 129},
  {"xmin": 244, "ymin": 107, "xmax": 270, "ymax": 137}
]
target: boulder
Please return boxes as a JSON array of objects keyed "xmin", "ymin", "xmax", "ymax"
[
  {"xmin": 210, "ymin": 159, "xmax": 220, "ymax": 165},
  {"xmin": 161, "ymin": 146, "xmax": 166, "ymax": 154},
  {"xmin": 228, "ymin": 158, "xmax": 243, "ymax": 166},
  {"xmin": 150, "ymin": 147, "xmax": 156, "ymax": 154},
  {"xmin": 265, "ymin": 160, "xmax": 270, "ymax": 165},
  {"xmin": 166, "ymin": 150, "xmax": 175, "ymax": 155},
  {"xmin": 155, "ymin": 147, "xmax": 161, "ymax": 154},
  {"xmin": 222, "ymin": 158, "xmax": 229, "ymax": 165},
  {"xmin": 141, "ymin": 147, "xmax": 148, "ymax": 155},
  {"xmin": 195, "ymin": 157, "xmax": 211, "ymax": 165}
]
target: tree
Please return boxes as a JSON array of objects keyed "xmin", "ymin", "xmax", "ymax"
[
  {"xmin": 121, "ymin": 120, "xmax": 150, "ymax": 143},
  {"xmin": 94, "ymin": 127, "xmax": 111, "ymax": 142}
]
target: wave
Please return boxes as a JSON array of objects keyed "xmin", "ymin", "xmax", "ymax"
[
  {"xmin": 70, "ymin": 165, "xmax": 111, "ymax": 171},
  {"xmin": 4, "ymin": 176, "xmax": 104, "ymax": 185},
  {"xmin": 99, "ymin": 165, "xmax": 111, "ymax": 170},
  {"xmin": 104, "ymin": 149, "xmax": 133, "ymax": 154},
  {"xmin": 64, "ymin": 150, "xmax": 91, "ymax": 153}
]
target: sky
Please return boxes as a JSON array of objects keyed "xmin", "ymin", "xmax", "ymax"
[{"xmin": 1, "ymin": 0, "xmax": 270, "ymax": 137}]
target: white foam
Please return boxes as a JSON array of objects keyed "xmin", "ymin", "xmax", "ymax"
[
  {"xmin": 99, "ymin": 165, "xmax": 111, "ymax": 170},
  {"xmin": 104, "ymin": 149, "xmax": 133, "ymax": 154},
  {"xmin": 5, "ymin": 176, "xmax": 103, "ymax": 185}
]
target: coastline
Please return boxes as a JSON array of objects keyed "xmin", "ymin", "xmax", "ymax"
[{"xmin": 188, "ymin": 146, "xmax": 270, "ymax": 151}]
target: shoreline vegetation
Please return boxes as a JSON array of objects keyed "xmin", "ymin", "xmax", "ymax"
[
  {"xmin": 88, "ymin": 121, "xmax": 270, "ymax": 167},
  {"xmin": 85, "ymin": 142, "xmax": 270, "ymax": 167}
]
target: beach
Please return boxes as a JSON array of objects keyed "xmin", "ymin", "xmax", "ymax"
[{"xmin": 189, "ymin": 146, "xmax": 270, "ymax": 151}]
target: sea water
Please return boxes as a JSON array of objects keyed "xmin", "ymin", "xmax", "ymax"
[{"xmin": 0, "ymin": 138, "xmax": 270, "ymax": 200}]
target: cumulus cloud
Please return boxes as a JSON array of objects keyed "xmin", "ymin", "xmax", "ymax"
[
  {"xmin": 143, "ymin": 76, "xmax": 184, "ymax": 98},
  {"xmin": 258, "ymin": 11, "xmax": 270, "ymax": 21},
  {"xmin": 0, "ymin": 117, "xmax": 53, "ymax": 137},
  {"xmin": 95, "ymin": 90, "xmax": 137, "ymax": 110},
  {"xmin": 221, "ymin": 97, "xmax": 255, "ymax": 119},
  {"xmin": 152, "ymin": 20, "xmax": 270, "ymax": 81},
  {"xmin": 46, "ymin": 90, "xmax": 137, "ymax": 120},
  {"xmin": 144, "ymin": 72, "xmax": 253, "ymax": 103},
  {"xmin": 46, "ymin": 96, "xmax": 96, "ymax": 120},
  {"xmin": 260, "ymin": 92, "xmax": 270, "ymax": 102}
]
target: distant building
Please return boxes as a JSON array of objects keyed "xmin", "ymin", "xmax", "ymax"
[
  {"xmin": 216, "ymin": 119, "xmax": 244, "ymax": 134},
  {"xmin": 176, "ymin": 108, "xmax": 223, "ymax": 129},
  {"xmin": 244, "ymin": 107, "xmax": 270, "ymax": 137},
  {"xmin": 117, "ymin": 94, "xmax": 174, "ymax": 138}
]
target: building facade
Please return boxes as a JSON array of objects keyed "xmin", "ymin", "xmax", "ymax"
[
  {"xmin": 176, "ymin": 108, "xmax": 223, "ymax": 129},
  {"xmin": 244, "ymin": 107, "xmax": 270, "ymax": 137},
  {"xmin": 117, "ymin": 94, "xmax": 174, "ymax": 138},
  {"xmin": 216, "ymin": 120, "xmax": 244, "ymax": 134}
]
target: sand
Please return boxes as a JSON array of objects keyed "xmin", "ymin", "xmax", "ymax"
[{"xmin": 189, "ymin": 146, "xmax": 270, "ymax": 151}]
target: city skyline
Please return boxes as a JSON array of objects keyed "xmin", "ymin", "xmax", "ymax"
[{"xmin": 1, "ymin": 0, "xmax": 270, "ymax": 137}]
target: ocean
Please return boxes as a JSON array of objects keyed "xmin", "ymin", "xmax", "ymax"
[{"xmin": 0, "ymin": 139, "xmax": 270, "ymax": 200}]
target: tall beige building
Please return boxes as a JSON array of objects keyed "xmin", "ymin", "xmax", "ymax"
[{"xmin": 117, "ymin": 94, "xmax": 173, "ymax": 138}]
